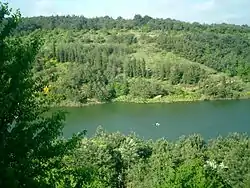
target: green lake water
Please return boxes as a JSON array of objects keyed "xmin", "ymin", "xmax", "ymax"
[{"xmin": 61, "ymin": 100, "xmax": 250, "ymax": 140}]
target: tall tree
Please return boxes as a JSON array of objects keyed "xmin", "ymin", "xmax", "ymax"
[{"xmin": 0, "ymin": 3, "xmax": 83, "ymax": 187}]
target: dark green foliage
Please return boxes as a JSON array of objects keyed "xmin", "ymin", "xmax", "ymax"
[
  {"xmin": 199, "ymin": 76, "xmax": 243, "ymax": 99},
  {"xmin": 107, "ymin": 33, "xmax": 137, "ymax": 44},
  {"xmin": 158, "ymin": 32, "xmax": 250, "ymax": 79},
  {"xmin": 60, "ymin": 129, "xmax": 250, "ymax": 188},
  {"xmin": 2, "ymin": 3, "xmax": 250, "ymax": 188},
  {"xmin": 0, "ymin": 3, "xmax": 83, "ymax": 187},
  {"xmin": 206, "ymin": 133, "xmax": 250, "ymax": 188},
  {"xmin": 129, "ymin": 78, "xmax": 166, "ymax": 98},
  {"xmin": 113, "ymin": 76, "xmax": 129, "ymax": 97},
  {"xmin": 31, "ymin": 32, "xmax": 247, "ymax": 104},
  {"xmin": 12, "ymin": 14, "xmax": 249, "ymax": 104},
  {"xmin": 15, "ymin": 15, "xmax": 250, "ymax": 35}
]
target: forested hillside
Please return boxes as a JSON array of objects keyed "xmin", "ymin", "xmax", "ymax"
[
  {"xmin": 2, "ymin": 3, "xmax": 250, "ymax": 187},
  {"xmin": 15, "ymin": 15, "xmax": 250, "ymax": 106}
]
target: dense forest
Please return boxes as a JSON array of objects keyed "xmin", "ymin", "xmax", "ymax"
[
  {"xmin": 13, "ymin": 14, "xmax": 250, "ymax": 106},
  {"xmin": 48, "ymin": 129, "xmax": 250, "ymax": 188},
  {"xmin": 1, "ymin": 3, "xmax": 250, "ymax": 187}
]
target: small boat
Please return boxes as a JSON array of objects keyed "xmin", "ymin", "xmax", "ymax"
[{"xmin": 155, "ymin": 122, "xmax": 160, "ymax": 127}]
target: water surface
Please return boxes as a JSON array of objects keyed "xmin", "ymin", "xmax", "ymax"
[{"xmin": 61, "ymin": 100, "xmax": 250, "ymax": 140}]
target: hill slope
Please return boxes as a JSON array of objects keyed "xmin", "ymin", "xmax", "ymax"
[{"xmin": 17, "ymin": 16, "xmax": 250, "ymax": 106}]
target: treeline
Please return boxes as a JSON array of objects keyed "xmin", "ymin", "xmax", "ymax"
[
  {"xmin": 34, "ymin": 40, "xmax": 243, "ymax": 104},
  {"xmin": 2, "ymin": 3, "xmax": 250, "ymax": 188},
  {"xmin": 54, "ymin": 129, "xmax": 250, "ymax": 187},
  {"xmin": 157, "ymin": 32, "xmax": 250, "ymax": 80},
  {"xmin": 15, "ymin": 14, "xmax": 250, "ymax": 35},
  {"xmin": 14, "ymin": 13, "xmax": 250, "ymax": 104}
]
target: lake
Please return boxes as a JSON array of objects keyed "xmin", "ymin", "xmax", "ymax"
[{"xmin": 62, "ymin": 99, "xmax": 250, "ymax": 140}]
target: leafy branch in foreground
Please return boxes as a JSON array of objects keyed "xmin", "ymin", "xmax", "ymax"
[{"xmin": 0, "ymin": 3, "xmax": 84, "ymax": 187}]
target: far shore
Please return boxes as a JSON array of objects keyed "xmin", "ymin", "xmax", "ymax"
[{"xmin": 50, "ymin": 94, "xmax": 250, "ymax": 108}]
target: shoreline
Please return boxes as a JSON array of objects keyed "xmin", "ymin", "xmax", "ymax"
[{"xmin": 51, "ymin": 95, "xmax": 250, "ymax": 108}]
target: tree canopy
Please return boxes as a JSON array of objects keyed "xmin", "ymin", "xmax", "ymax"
[
  {"xmin": 1, "ymin": 3, "xmax": 250, "ymax": 187},
  {"xmin": 0, "ymin": 3, "xmax": 83, "ymax": 187}
]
